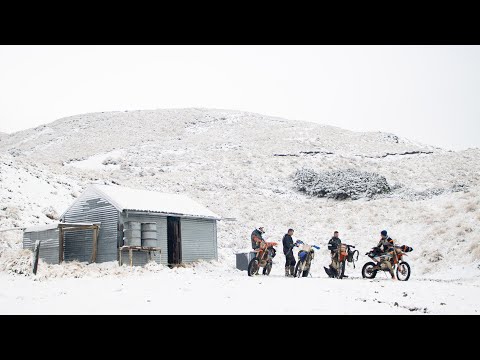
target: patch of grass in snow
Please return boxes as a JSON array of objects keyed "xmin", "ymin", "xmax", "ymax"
[
  {"xmin": 469, "ymin": 243, "xmax": 480, "ymax": 261},
  {"xmin": 444, "ymin": 202, "xmax": 454, "ymax": 210},
  {"xmin": 465, "ymin": 202, "xmax": 477, "ymax": 213},
  {"xmin": 427, "ymin": 250, "xmax": 444, "ymax": 263},
  {"xmin": 0, "ymin": 248, "xmax": 32, "ymax": 275},
  {"xmin": 431, "ymin": 225, "xmax": 447, "ymax": 236}
]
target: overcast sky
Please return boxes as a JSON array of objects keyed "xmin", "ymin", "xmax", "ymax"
[{"xmin": 0, "ymin": 45, "xmax": 479, "ymax": 150}]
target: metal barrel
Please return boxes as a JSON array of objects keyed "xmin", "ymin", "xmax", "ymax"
[
  {"xmin": 141, "ymin": 222, "xmax": 157, "ymax": 247},
  {"xmin": 124, "ymin": 221, "xmax": 141, "ymax": 246}
]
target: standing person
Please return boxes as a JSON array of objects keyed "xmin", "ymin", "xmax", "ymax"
[
  {"xmin": 251, "ymin": 226, "xmax": 265, "ymax": 250},
  {"xmin": 282, "ymin": 228, "xmax": 296, "ymax": 277},
  {"xmin": 325, "ymin": 230, "xmax": 342, "ymax": 278}
]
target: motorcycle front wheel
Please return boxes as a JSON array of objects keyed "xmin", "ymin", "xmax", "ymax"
[
  {"xmin": 396, "ymin": 261, "xmax": 411, "ymax": 281},
  {"xmin": 247, "ymin": 258, "xmax": 260, "ymax": 277},
  {"xmin": 362, "ymin": 262, "xmax": 377, "ymax": 279},
  {"xmin": 294, "ymin": 261, "xmax": 304, "ymax": 278},
  {"xmin": 263, "ymin": 262, "xmax": 272, "ymax": 276}
]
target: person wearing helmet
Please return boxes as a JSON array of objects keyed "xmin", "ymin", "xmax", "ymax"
[
  {"xmin": 251, "ymin": 226, "xmax": 265, "ymax": 250},
  {"xmin": 378, "ymin": 230, "xmax": 394, "ymax": 252},
  {"xmin": 250, "ymin": 227, "xmax": 266, "ymax": 275},
  {"xmin": 377, "ymin": 230, "xmax": 396, "ymax": 280}
]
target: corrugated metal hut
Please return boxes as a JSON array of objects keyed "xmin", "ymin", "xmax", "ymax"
[
  {"xmin": 23, "ymin": 184, "xmax": 221, "ymax": 266},
  {"xmin": 23, "ymin": 224, "xmax": 61, "ymax": 264}
]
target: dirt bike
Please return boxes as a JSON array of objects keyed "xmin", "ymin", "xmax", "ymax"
[
  {"xmin": 361, "ymin": 245, "xmax": 413, "ymax": 281},
  {"xmin": 294, "ymin": 241, "xmax": 320, "ymax": 278},
  {"xmin": 324, "ymin": 243, "xmax": 358, "ymax": 279},
  {"xmin": 247, "ymin": 239, "xmax": 278, "ymax": 276}
]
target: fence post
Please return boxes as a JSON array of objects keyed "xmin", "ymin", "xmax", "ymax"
[{"xmin": 33, "ymin": 240, "xmax": 41, "ymax": 275}]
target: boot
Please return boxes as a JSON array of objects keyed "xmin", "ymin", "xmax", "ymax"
[
  {"xmin": 324, "ymin": 266, "xmax": 333, "ymax": 278},
  {"xmin": 289, "ymin": 265, "xmax": 295, "ymax": 277},
  {"xmin": 329, "ymin": 265, "xmax": 338, "ymax": 278},
  {"xmin": 285, "ymin": 266, "xmax": 290, "ymax": 277}
]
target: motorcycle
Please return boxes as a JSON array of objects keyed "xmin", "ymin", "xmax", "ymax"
[
  {"xmin": 361, "ymin": 245, "xmax": 413, "ymax": 281},
  {"xmin": 248, "ymin": 239, "xmax": 278, "ymax": 276},
  {"xmin": 294, "ymin": 240, "xmax": 320, "ymax": 278},
  {"xmin": 324, "ymin": 243, "xmax": 358, "ymax": 279}
]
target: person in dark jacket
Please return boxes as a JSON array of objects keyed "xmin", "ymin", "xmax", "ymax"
[
  {"xmin": 326, "ymin": 231, "xmax": 342, "ymax": 277},
  {"xmin": 251, "ymin": 227, "xmax": 265, "ymax": 250},
  {"xmin": 282, "ymin": 229, "xmax": 296, "ymax": 277}
]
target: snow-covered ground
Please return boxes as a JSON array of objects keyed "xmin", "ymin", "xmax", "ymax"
[
  {"xmin": 1, "ymin": 267, "xmax": 479, "ymax": 314},
  {"xmin": 1, "ymin": 108, "xmax": 479, "ymax": 314}
]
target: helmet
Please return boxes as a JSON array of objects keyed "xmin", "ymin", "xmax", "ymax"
[
  {"xmin": 258, "ymin": 227, "xmax": 265, "ymax": 233},
  {"xmin": 381, "ymin": 230, "xmax": 388, "ymax": 236}
]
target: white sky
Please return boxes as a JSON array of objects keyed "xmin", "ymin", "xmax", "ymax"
[{"xmin": 0, "ymin": 45, "xmax": 479, "ymax": 150}]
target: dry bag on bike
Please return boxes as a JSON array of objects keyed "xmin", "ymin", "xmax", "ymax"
[
  {"xmin": 399, "ymin": 245, "xmax": 413, "ymax": 252},
  {"xmin": 347, "ymin": 248, "xmax": 359, "ymax": 262}
]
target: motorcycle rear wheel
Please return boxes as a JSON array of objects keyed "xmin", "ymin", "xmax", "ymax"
[{"xmin": 396, "ymin": 262, "xmax": 411, "ymax": 281}]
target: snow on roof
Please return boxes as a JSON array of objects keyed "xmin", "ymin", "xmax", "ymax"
[
  {"xmin": 90, "ymin": 184, "xmax": 221, "ymax": 220},
  {"xmin": 24, "ymin": 224, "xmax": 59, "ymax": 233},
  {"xmin": 24, "ymin": 222, "xmax": 98, "ymax": 233}
]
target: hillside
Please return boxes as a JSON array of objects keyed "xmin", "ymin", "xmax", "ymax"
[{"xmin": 1, "ymin": 108, "xmax": 480, "ymax": 284}]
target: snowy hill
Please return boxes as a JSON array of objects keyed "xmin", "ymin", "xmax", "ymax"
[
  {"xmin": 1, "ymin": 108, "xmax": 480, "ymax": 295},
  {"xmin": 0, "ymin": 108, "xmax": 440, "ymax": 162}
]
